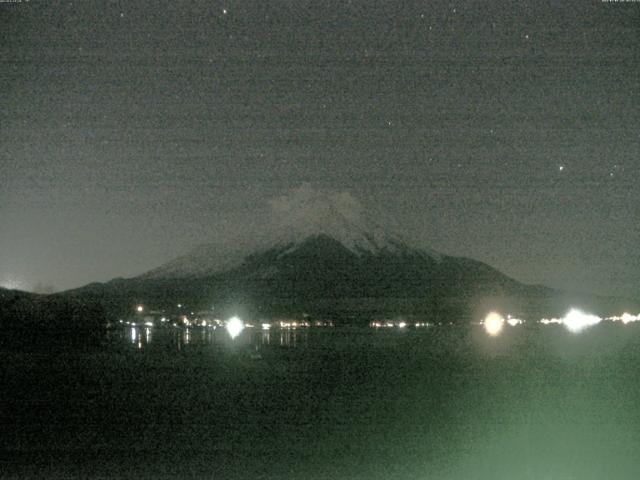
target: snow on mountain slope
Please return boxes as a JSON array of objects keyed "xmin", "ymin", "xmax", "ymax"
[
  {"xmin": 141, "ymin": 184, "xmax": 441, "ymax": 279},
  {"xmin": 140, "ymin": 243, "xmax": 249, "ymax": 279},
  {"xmin": 265, "ymin": 184, "xmax": 442, "ymax": 259}
]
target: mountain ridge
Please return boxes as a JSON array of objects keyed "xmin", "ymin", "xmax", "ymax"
[
  {"xmin": 61, "ymin": 184, "xmax": 640, "ymax": 321},
  {"xmin": 63, "ymin": 231, "xmax": 638, "ymax": 322},
  {"xmin": 141, "ymin": 185, "xmax": 446, "ymax": 280}
]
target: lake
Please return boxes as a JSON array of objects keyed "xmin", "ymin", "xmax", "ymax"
[{"xmin": 3, "ymin": 322, "xmax": 640, "ymax": 479}]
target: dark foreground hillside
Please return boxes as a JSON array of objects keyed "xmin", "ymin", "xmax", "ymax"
[{"xmin": 0, "ymin": 288, "xmax": 106, "ymax": 349}]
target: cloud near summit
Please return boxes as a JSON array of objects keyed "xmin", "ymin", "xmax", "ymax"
[{"xmin": 267, "ymin": 183, "xmax": 367, "ymax": 229}]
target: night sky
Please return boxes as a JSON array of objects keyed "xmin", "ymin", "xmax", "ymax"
[{"xmin": 1, "ymin": 0, "xmax": 638, "ymax": 297}]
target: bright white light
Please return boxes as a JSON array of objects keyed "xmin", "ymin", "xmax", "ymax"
[
  {"xmin": 621, "ymin": 313, "xmax": 640, "ymax": 324},
  {"xmin": 483, "ymin": 311, "xmax": 505, "ymax": 336},
  {"xmin": 540, "ymin": 317, "xmax": 562, "ymax": 325},
  {"xmin": 144, "ymin": 321, "xmax": 153, "ymax": 327},
  {"xmin": 226, "ymin": 316, "xmax": 244, "ymax": 339},
  {"xmin": 398, "ymin": 322, "xmax": 407, "ymax": 328},
  {"xmin": 563, "ymin": 308, "xmax": 601, "ymax": 333},
  {"xmin": 606, "ymin": 312, "xmax": 640, "ymax": 324},
  {"xmin": 136, "ymin": 305, "xmax": 144, "ymax": 313},
  {"xmin": 507, "ymin": 316, "xmax": 523, "ymax": 327},
  {"xmin": 261, "ymin": 323, "xmax": 271, "ymax": 330}
]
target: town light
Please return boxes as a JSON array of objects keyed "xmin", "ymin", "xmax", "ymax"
[
  {"xmin": 563, "ymin": 308, "xmax": 601, "ymax": 333},
  {"xmin": 136, "ymin": 305, "xmax": 144, "ymax": 313},
  {"xmin": 483, "ymin": 311, "xmax": 505, "ymax": 336},
  {"xmin": 506, "ymin": 314, "xmax": 524, "ymax": 327},
  {"xmin": 226, "ymin": 316, "xmax": 244, "ymax": 339}
]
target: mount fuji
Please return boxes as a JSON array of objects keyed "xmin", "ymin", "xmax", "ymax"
[
  {"xmin": 69, "ymin": 186, "xmax": 580, "ymax": 321},
  {"xmin": 141, "ymin": 195, "xmax": 443, "ymax": 281},
  {"xmin": 64, "ymin": 185, "xmax": 638, "ymax": 322},
  {"xmin": 2, "ymin": 190, "xmax": 636, "ymax": 328}
]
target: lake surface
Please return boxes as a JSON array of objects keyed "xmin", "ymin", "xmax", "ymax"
[{"xmin": 3, "ymin": 323, "xmax": 640, "ymax": 479}]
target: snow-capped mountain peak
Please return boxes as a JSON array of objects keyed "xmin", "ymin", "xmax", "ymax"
[
  {"xmin": 141, "ymin": 185, "xmax": 441, "ymax": 279},
  {"xmin": 267, "ymin": 186, "xmax": 441, "ymax": 259},
  {"xmin": 272, "ymin": 204, "xmax": 415, "ymax": 257}
]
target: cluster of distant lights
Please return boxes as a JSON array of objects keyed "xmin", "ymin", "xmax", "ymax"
[
  {"xmin": 126, "ymin": 304, "xmax": 335, "ymax": 341},
  {"xmin": 367, "ymin": 310, "xmax": 640, "ymax": 336},
  {"xmin": 482, "ymin": 309, "xmax": 640, "ymax": 336},
  {"xmin": 127, "ymin": 304, "xmax": 640, "ymax": 339},
  {"xmin": 192, "ymin": 316, "xmax": 333, "ymax": 339},
  {"xmin": 124, "ymin": 314, "xmax": 247, "ymax": 339},
  {"xmin": 370, "ymin": 321, "xmax": 430, "ymax": 329}
]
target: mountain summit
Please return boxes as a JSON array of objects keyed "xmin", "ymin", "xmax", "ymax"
[
  {"xmin": 143, "ymin": 184, "xmax": 440, "ymax": 279},
  {"xmin": 267, "ymin": 185, "xmax": 440, "ymax": 258},
  {"xmin": 131, "ymin": 185, "xmax": 542, "ymax": 319}
]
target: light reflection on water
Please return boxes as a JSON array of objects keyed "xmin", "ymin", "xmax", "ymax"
[
  {"xmin": 106, "ymin": 321, "xmax": 640, "ymax": 359},
  {"xmin": 110, "ymin": 325, "xmax": 314, "ymax": 352},
  {"xmin": 278, "ymin": 328, "xmax": 308, "ymax": 347},
  {"xmin": 13, "ymin": 319, "xmax": 640, "ymax": 480},
  {"xmin": 125, "ymin": 326, "xmax": 152, "ymax": 349}
]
